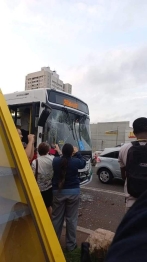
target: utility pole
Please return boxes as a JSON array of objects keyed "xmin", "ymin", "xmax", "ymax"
[{"xmin": 116, "ymin": 126, "xmax": 118, "ymax": 146}]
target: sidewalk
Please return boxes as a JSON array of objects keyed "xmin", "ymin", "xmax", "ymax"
[{"xmin": 60, "ymin": 224, "xmax": 94, "ymax": 249}]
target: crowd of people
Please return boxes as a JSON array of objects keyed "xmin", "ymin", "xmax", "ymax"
[
  {"xmin": 16, "ymin": 127, "xmax": 86, "ymax": 252},
  {"xmin": 16, "ymin": 116, "xmax": 147, "ymax": 259},
  {"xmin": 106, "ymin": 117, "xmax": 147, "ymax": 261}
]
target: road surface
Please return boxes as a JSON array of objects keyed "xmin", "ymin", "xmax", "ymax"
[{"xmin": 78, "ymin": 167, "xmax": 125, "ymax": 232}]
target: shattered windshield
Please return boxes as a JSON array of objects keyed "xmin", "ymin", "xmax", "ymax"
[
  {"xmin": 43, "ymin": 108, "xmax": 91, "ymax": 151},
  {"xmin": 74, "ymin": 117, "xmax": 91, "ymax": 151}
]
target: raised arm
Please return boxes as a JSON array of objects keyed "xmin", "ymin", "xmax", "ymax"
[
  {"xmin": 55, "ymin": 144, "xmax": 62, "ymax": 156},
  {"xmin": 73, "ymin": 147, "xmax": 86, "ymax": 169},
  {"xmin": 25, "ymin": 134, "xmax": 35, "ymax": 161}
]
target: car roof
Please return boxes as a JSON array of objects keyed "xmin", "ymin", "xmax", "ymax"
[
  {"xmin": 100, "ymin": 147, "xmax": 121, "ymax": 155},
  {"xmin": 94, "ymin": 150, "xmax": 103, "ymax": 153}
]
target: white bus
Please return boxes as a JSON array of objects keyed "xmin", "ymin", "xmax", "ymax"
[{"xmin": 5, "ymin": 88, "xmax": 92, "ymax": 185}]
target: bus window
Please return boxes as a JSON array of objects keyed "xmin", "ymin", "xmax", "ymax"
[
  {"xmin": 9, "ymin": 103, "xmax": 48, "ymax": 146},
  {"xmin": 9, "ymin": 109, "xmax": 16, "ymax": 123},
  {"xmin": 9, "ymin": 108, "xmax": 21, "ymax": 128},
  {"xmin": 9, "ymin": 106, "xmax": 32, "ymax": 144}
]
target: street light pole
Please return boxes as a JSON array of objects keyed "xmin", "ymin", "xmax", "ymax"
[{"xmin": 116, "ymin": 126, "xmax": 118, "ymax": 146}]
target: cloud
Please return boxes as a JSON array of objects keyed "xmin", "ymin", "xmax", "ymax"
[
  {"xmin": 1, "ymin": 0, "xmax": 147, "ymax": 126},
  {"xmin": 64, "ymin": 45, "xmax": 147, "ymax": 123}
]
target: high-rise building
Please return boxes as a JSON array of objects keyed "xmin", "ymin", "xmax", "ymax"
[
  {"xmin": 63, "ymin": 83, "xmax": 72, "ymax": 94},
  {"xmin": 25, "ymin": 67, "xmax": 72, "ymax": 94}
]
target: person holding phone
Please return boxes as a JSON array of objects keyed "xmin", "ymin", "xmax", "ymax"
[{"xmin": 52, "ymin": 143, "xmax": 86, "ymax": 251}]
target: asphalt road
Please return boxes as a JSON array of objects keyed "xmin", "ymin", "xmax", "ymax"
[
  {"xmin": 78, "ymin": 167, "xmax": 125, "ymax": 233},
  {"xmin": 86, "ymin": 167, "xmax": 124, "ymax": 192}
]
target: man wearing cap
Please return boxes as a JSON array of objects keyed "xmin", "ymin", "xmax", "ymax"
[{"xmin": 119, "ymin": 117, "xmax": 147, "ymax": 212}]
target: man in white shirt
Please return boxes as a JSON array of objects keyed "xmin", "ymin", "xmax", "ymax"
[{"xmin": 119, "ymin": 117, "xmax": 147, "ymax": 212}]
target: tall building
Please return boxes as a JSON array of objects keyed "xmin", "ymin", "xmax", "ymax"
[{"xmin": 25, "ymin": 67, "xmax": 72, "ymax": 94}]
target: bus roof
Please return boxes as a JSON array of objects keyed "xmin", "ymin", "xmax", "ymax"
[
  {"xmin": 4, "ymin": 88, "xmax": 89, "ymax": 115},
  {"xmin": 4, "ymin": 88, "xmax": 47, "ymax": 105},
  {"xmin": 4, "ymin": 88, "xmax": 87, "ymax": 106}
]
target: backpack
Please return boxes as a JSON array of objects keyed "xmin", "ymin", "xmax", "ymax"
[{"xmin": 126, "ymin": 141, "xmax": 147, "ymax": 198}]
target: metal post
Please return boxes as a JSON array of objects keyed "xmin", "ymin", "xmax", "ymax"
[{"xmin": 116, "ymin": 126, "xmax": 118, "ymax": 146}]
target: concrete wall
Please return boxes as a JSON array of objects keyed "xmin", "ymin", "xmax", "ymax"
[
  {"xmin": 91, "ymin": 121, "xmax": 134, "ymax": 151},
  {"xmin": 125, "ymin": 128, "xmax": 136, "ymax": 143}
]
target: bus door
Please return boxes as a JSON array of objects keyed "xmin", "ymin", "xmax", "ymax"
[{"xmin": 9, "ymin": 103, "xmax": 40, "ymax": 145}]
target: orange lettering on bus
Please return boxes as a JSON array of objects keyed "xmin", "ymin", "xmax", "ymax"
[{"xmin": 64, "ymin": 99, "xmax": 78, "ymax": 109}]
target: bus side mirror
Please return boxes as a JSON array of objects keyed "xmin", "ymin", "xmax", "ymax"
[{"xmin": 38, "ymin": 109, "xmax": 51, "ymax": 127}]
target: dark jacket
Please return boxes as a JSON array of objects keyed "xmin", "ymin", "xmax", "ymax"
[
  {"xmin": 52, "ymin": 152, "xmax": 86, "ymax": 190},
  {"xmin": 105, "ymin": 190, "xmax": 147, "ymax": 262}
]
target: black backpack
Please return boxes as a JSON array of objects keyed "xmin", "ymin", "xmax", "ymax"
[{"xmin": 126, "ymin": 141, "xmax": 147, "ymax": 198}]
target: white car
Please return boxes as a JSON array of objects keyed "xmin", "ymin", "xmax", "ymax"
[{"xmin": 95, "ymin": 147, "xmax": 121, "ymax": 184}]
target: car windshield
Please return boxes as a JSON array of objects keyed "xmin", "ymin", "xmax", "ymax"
[{"xmin": 43, "ymin": 108, "xmax": 92, "ymax": 150}]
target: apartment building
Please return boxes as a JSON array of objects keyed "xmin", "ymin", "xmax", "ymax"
[{"xmin": 25, "ymin": 67, "xmax": 72, "ymax": 94}]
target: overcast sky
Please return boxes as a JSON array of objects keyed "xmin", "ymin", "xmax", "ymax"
[{"xmin": 1, "ymin": 0, "xmax": 147, "ymax": 125}]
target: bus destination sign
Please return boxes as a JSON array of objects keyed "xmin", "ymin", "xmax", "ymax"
[
  {"xmin": 63, "ymin": 99, "xmax": 78, "ymax": 109},
  {"xmin": 47, "ymin": 90, "xmax": 89, "ymax": 114}
]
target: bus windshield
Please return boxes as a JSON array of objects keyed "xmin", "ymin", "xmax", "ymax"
[{"xmin": 44, "ymin": 108, "xmax": 91, "ymax": 151}]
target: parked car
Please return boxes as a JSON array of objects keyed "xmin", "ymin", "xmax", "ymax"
[{"xmin": 95, "ymin": 147, "xmax": 121, "ymax": 184}]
